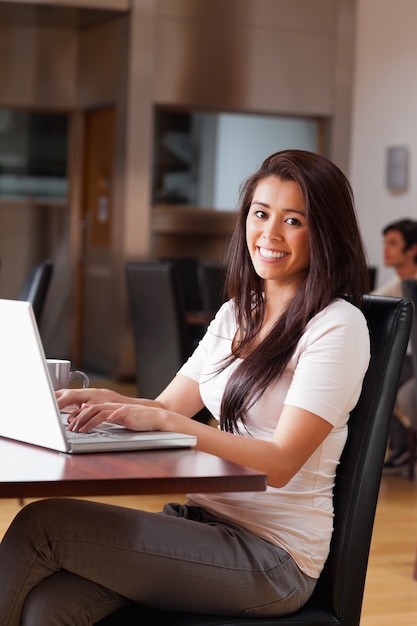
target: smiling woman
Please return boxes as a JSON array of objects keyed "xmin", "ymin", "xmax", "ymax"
[{"xmin": 0, "ymin": 150, "xmax": 372, "ymax": 625}]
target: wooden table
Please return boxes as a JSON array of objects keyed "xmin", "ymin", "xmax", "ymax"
[{"xmin": 0, "ymin": 437, "xmax": 267, "ymax": 499}]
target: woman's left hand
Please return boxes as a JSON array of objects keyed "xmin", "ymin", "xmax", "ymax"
[{"xmin": 66, "ymin": 402, "xmax": 164, "ymax": 433}]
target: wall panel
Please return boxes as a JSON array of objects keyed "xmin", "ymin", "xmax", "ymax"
[
  {"xmin": 154, "ymin": 0, "xmax": 337, "ymax": 115},
  {"xmin": 0, "ymin": 23, "xmax": 77, "ymax": 108}
]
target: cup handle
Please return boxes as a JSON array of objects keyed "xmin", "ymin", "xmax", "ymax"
[{"xmin": 69, "ymin": 370, "xmax": 90, "ymax": 388}]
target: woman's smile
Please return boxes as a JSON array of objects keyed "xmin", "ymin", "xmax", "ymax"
[{"xmin": 257, "ymin": 246, "xmax": 289, "ymax": 261}]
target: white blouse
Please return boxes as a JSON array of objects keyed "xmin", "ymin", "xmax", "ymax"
[{"xmin": 178, "ymin": 298, "xmax": 370, "ymax": 578}]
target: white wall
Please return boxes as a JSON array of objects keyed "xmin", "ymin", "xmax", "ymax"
[{"xmin": 350, "ymin": 0, "xmax": 417, "ymax": 288}]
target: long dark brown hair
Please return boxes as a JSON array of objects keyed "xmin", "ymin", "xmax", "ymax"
[{"xmin": 220, "ymin": 149, "xmax": 369, "ymax": 433}]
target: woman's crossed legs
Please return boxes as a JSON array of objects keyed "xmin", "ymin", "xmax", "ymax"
[{"xmin": 0, "ymin": 498, "xmax": 315, "ymax": 625}]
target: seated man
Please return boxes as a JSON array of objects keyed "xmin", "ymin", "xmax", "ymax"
[
  {"xmin": 372, "ymin": 218, "xmax": 417, "ymax": 471},
  {"xmin": 396, "ymin": 379, "xmax": 417, "ymax": 432}
]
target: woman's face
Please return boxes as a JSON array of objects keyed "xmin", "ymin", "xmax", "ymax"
[{"xmin": 246, "ymin": 175, "xmax": 310, "ymax": 290}]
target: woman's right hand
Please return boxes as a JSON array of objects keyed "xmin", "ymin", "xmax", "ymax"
[
  {"xmin": 56, "ymin": 388, "xmax": 163, "ymax": 413},
  {"xmin": 56, "ymin": 387, "xmax": 123, "ymax": 412}
]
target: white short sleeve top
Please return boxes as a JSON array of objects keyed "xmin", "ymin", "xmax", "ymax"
[{"xmin": 178, "ymin": 298, "xmax": 370, "ymax": 578}]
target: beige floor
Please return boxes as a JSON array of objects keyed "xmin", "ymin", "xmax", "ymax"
[{"xmin": 360, "ymin": 473, "xmax": 417, "ymax": 625}]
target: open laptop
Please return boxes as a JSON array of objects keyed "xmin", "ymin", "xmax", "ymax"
[{"xmin": 0, "ymin": 299, "xmax": 197, "ymax": 453}]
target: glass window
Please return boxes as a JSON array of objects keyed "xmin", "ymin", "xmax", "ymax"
[
  {"xmin": 152, "ymin": 108, "xmax": 322, "ymax": 210},
  {"xmin": 0, "ymin": 109, "xmax": 69, "ymax": 203}
]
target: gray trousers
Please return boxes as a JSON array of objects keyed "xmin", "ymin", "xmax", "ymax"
[{"xmin": 0, "ymin": 498, "xmax": 316, "ymax": 626}]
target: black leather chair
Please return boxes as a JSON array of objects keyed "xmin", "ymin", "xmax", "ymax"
[
  {"xmin": 96, "ymin": 295, "xmax": 413, "ymax": 626},
  {"xmin": 402, "ymin": 281, "xmax": 417, "ymax": 580},
  {"xmin": 367, "ymin": 266, "xmax": 378, "ymax": 292},
  {"xmin": 126, "ymin": 261, "xmax": 192, "ymax": 399},
  {"xmin": 161, "ymin": 257, "xmax": 207, "ymax": 348},
  {"xmin": 162, "ymin": 257, "xmax": 203, "ymax": 312},
  {"xmin": 198, "ymin": 261, "xmax": 226, "ymax": 313},
  {"xmin": 400, "ymin": 279, "xmax": 417, "ymax": 481},
  {"xmin": 19, "ymin": 259, "xmax": 53, "ymax": 325}
]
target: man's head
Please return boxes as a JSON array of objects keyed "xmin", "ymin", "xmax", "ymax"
[{"xmin": 382, "ymin": 218, "xmax": 417, "ymax": 270}]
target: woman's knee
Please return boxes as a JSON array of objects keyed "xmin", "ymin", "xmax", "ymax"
[
  {"xmin": 6, "ymin": 499, "xmax": 62, "ymax": 537},
  {"xmin": 21, "ymin": 571, "xmax": 128, "ymax": 626}
]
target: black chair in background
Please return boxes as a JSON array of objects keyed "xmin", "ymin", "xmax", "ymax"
[
  {"xmin": 126, "ymin": 261, "xmax": 191, "ymax": 399},
  {"xmin": 198, "ymin": 261, "xmax": 226, "ymax": 313},
  {"xmin": 161, "ymin": 257, "xmax": 203, "ymax": 311},
  {"xmin": 400, "ymin": 279, "xmax": 417, "ymax": 481},
  {"xmin": 19, "ymin": 259, "xmax": 53, "ymax": 325},
  {"xmin": 161, "ymin": 257, "xmax": 206, "ymax": 347},
  {"xmin": 368, "ymin": 266, "xmax": 377, "ymax": 291},
  {"xmin": 96, "ymin": 295, "xmax": 413, "ymax": 626},
  {"xmin": 402, "ymin": 281, "xmax": 417, "ymax": 580}
]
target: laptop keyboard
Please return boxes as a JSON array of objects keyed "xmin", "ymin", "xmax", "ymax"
[
  {"xmin": 61, "ymin": 413, "xmax": 122, "ymax": 440},
  {"xmin": 65, "ymin": 428, "xmax": 109, "ymax": 440}
]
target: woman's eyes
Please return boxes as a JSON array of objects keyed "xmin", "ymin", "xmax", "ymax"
[
  {"xmin": 284, "ymin": 216, "xmax": 302, "ymax": 226},
  {"xmin": 252, "ymin": 210, "xmax": 302, "ymax": 226}
]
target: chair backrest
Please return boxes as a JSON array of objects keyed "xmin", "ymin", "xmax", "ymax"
[
  {"xmin": 161, "ymin": 257, "xmax": 203, "ymax": 311},
  {"xmin": 308, "ymin": 294, "xmax": 412, "ymax": 625},
  {"xmin": 125, "ymin": 261, "xmax": 191, "ymax": 398},
  {"xmin": 367, "ymin": 266, "xmax": 378, "ymax": 291},
  {"xmin": 19, "ymin": 260, "xmax": 53, "ymax": 325},
  {"xmin": 95, "ymin": 294, "xmax": 413, "ymax": 626},
  {"xmin": 198, "ymin": 261, "xmax": 226, "ymax": 312},
  {"xmin": 401, "ymin": 279, "xmax": 417, "ymax": 374}
]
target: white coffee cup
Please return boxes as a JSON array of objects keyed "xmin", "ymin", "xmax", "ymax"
[{"xmin": 46, "ymin": 359, "xmax": 90, "ymax": 391}]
